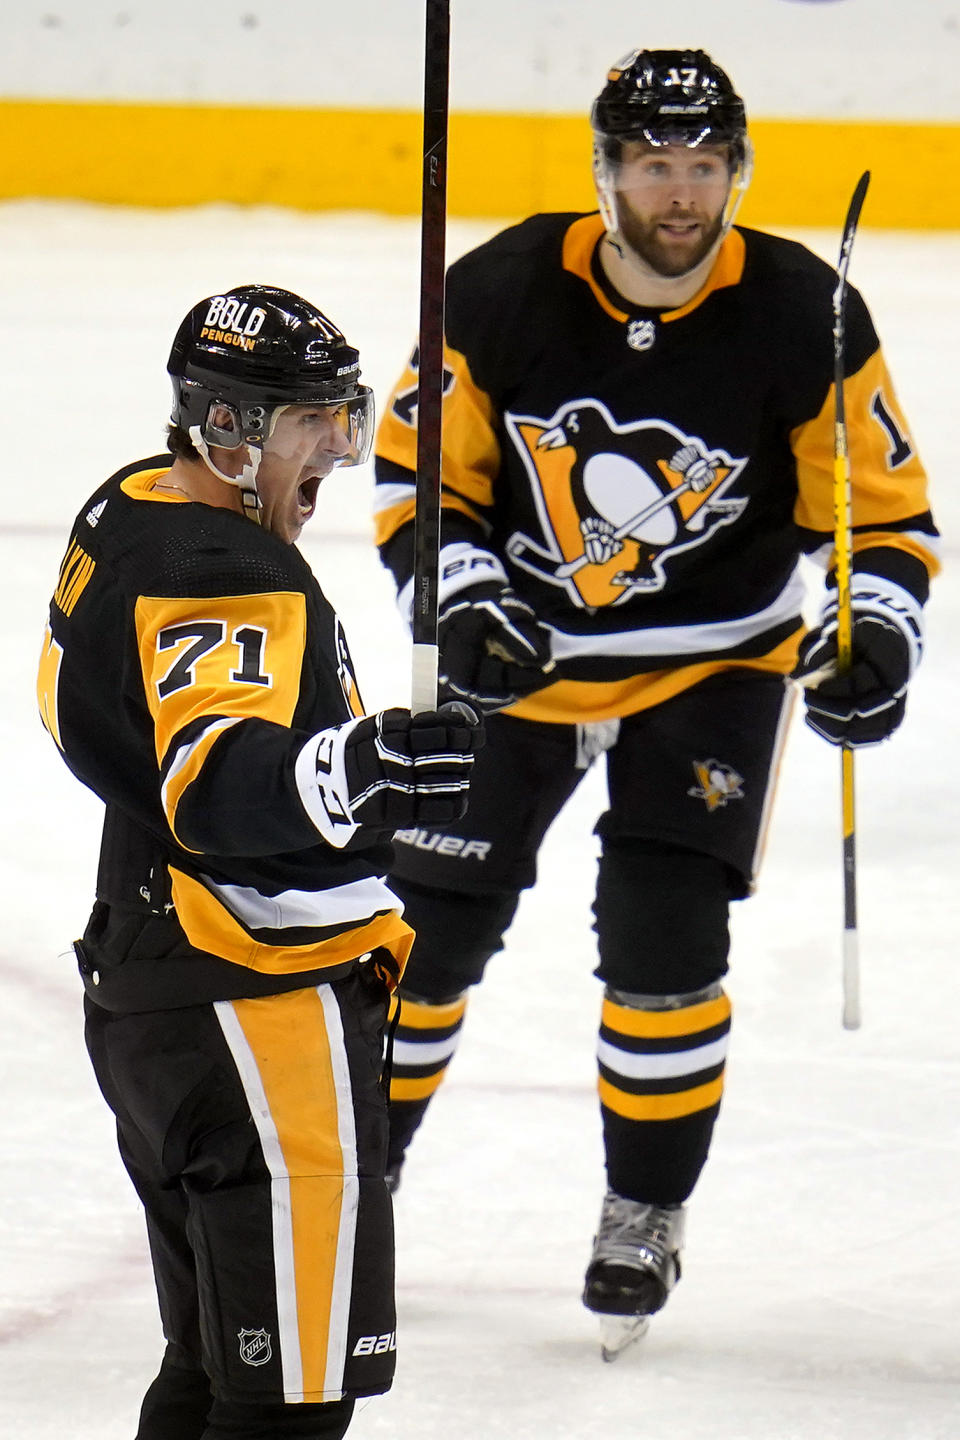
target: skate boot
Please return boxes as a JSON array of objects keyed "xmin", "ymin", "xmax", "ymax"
[{"xmin": 582, "ymin": 1189, "xmax": 685, "ymax": 1360}]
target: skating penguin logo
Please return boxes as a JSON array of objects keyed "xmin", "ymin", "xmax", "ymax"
[
  {"xmin": 505, "ymin": 400, "xmax": 747, "ymax": 609},
  {"xmin": 688, "ymin": 759, "xmax": 744, "ymax": 812}
]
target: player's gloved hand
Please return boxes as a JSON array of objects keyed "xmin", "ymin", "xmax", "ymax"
[
  {"xmin": 581, "ymin": 516, "xmax": 623, "ymax": 566},
  {"xmin": 439, "ymin": 581, "xmax": 555, "ymax": 711},
  {"xmin": 793, "ymin": 575, "xmax": 923, "ymax": 747},
  {"xmin": 669, "ymin": 443, "xmax": 719, "ymax": 492},
  {"xmin": 297, "ymin": 705, "xmax": 484, "ymax": 846}
]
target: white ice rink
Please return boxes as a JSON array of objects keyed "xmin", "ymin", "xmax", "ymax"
[{"xmin": 1, "ymin": 202, "xmax": 958, "ymax": 1438}]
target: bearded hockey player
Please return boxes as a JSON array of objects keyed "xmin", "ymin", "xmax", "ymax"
[
  {"xmin": 37, "ymin": 284, "xmax": 482, "ymax": 1437},
  {"xmin": 372, "ymin": 50, "xmax": 939, "ymax": 1357}
]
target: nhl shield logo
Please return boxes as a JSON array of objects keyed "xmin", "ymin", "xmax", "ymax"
[
  {"xmin": 238, "ymin": 1328, "xmax": 272, "ymax": 1367},
  {"xmin": 626, "ymin": 318, "xmax": 656, "ymax": 351}
]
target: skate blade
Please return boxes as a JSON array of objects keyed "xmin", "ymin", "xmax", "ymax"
[{"xmin": 599, "ymin": 1314, "xmax": 650, "ymax": 1362}]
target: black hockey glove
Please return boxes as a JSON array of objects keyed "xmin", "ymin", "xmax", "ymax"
[
  {"xmin": 296, "ymin": 705, "xmax": 484, "ymax": 846},
  {"xmin": 793, "ymin": 575, "xmax": 924, "ymax": 747},
  {"xmin": 440, "ymin": 581, "xmax": 555, "ymax": 711}
]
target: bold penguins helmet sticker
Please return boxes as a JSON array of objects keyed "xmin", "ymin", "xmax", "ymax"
[{"xmin": 505, "ymin": 400, "xmax": 748, "ymax": 608}]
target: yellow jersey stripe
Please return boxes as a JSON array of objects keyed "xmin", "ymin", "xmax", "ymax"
[
  {"xmin": 850, "ymin": 529, "xmax": 940, "ymax": 576},
  {"xmin": 162, "ymin": 718, "xmax": 243, "ymax": 848},
  {"xmin": 372, "ymin": 490, "xmax": 483, "ymax": 548},
  {"xmin": 508, "ymin": 641, "xmax": 800, "ymax": 725},
  {"xmin": 169, "ymin": 867, "xmax": 414, "ymax": 979}
]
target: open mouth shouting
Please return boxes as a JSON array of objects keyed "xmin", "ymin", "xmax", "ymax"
[{"xmin": 297, "ymin": 471, "xmax": 322, "ymax": 522}]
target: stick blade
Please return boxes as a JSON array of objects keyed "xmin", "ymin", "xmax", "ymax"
[{"xmin": 843, "ymin": 170, "xmax": 871, "ymax": 237}]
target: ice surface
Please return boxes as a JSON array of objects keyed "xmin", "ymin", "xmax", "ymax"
[{"xmin": 1, "ymin": 203, "xmax": 957, "ymax": 1437}]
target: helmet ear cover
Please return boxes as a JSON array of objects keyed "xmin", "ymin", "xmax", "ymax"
[{"xmin": 200, "ymin": 399, "xmax": 249, "ymax": 449}]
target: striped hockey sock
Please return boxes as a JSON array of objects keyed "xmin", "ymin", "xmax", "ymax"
[
  {"xmin": 386, "ymin": 993, "xmax": 468, "ymax": 1164},
  {"xmin": 597, "ymin": 983, "xmax": 732, "ymax": 1203}
]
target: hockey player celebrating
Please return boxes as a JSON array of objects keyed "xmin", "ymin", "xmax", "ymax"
[
  {"xmin": 37, "ymin": 284, "xmax": 482, "ymax": 1438},
  {"xmin": 372, "ymin": 50, "xmax": 939, "ymax": 1356}
]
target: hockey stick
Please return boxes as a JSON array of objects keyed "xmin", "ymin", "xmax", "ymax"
[
  {"xmin": 410, "ymin": 0, "xmax": 451, "ymax": 713},
  {"xmin": 832, "ymin": 169, "xmax": 870, "ymax": 1030}
]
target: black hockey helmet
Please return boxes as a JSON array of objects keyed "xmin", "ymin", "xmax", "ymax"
[
  {"xmin": 167, "ymin": 284, "xmax": 374, "ymax": 516},
  {"xmin": 591, "ymin": 49, "xmax": 753, "ymax": 251},
  {"xmin": 591, "ymin": 49, "xmax": 748, "ymax": 166}
]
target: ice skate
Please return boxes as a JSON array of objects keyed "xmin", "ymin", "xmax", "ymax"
[
  {"xmin": 582, "ymin": 1190, "xmax": 685, "ymax": 1360},
  {"xmin": 598, "ymin": 1313, "xmax": 650, "ymax": 1362}
]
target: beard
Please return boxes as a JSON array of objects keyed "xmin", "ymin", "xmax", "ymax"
[{"xmin": 614, "ymin": 202, "xmax": 725, "ymax": 279}]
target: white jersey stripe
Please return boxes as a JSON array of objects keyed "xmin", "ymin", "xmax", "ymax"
[
  {"xmin": 750, "ymin": 678, "xmax": 795, "ymax": 888},
  {"xmin": 371, "ymin": 479, "xmax": 416, "ymax": 515},
  {"xmin": 160, "ymin": 717, "xmax": 241, "ymax": 819},
  {"xmin": 204, "ymin": 873, "xmax": 402, "ymax": 931},
  {"xmin": 547, "ymin": 568, "xmax": 806, "ymax": 660}
]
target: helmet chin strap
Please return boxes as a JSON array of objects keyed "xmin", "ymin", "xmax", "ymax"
[{"xmin": 188, "ymin": 424, "xmax": 263, "ymax": 524}]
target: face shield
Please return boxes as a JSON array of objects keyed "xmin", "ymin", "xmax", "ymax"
[
  {"xmin": 201, "ymin": 389, "xmax": 374, "ymax": 468},
  {"xmin": 188, "ymin": 388, "xmax": 375, "ymax": 522},
  {"xmin": 257, "ymin": 392, "xmax": 375, "ymax": 470},
  {"xmin": 594, "ymin": 130, "xmax": 753, "ymax": 241}
]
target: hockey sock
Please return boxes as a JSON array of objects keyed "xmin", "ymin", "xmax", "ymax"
[
  {"xmin": 386, "ymin": 992, "xmax": 467, "ymax": 1163},
  {"xmin": 135, "ymin": 1347, "xmax": 212, "ymax": 1440},
  {"xmin": 202, "ymin": 1395, "xmax": 354, "ymax": 1439},
  {"xmin": 597, "ymin": 983, "xmax": 732, "ymax": 1204}
]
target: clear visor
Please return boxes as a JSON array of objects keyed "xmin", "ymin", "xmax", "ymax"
[
  {"xmin": 605, "ymin": 137, "xmax": 736, "ymax": 197},
  {"xmin": 594, "ymin": 133, "xmax": 753, "ymax": 238},
  {"xmin": 261, "ymin": 391, "xmax": 374, "ymax": 469},
  {"xmin": 203, "ymin": 390, "xmax": 374, "ymax": 469}
]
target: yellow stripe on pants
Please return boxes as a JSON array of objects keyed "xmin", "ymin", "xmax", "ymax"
[{"xmin": 217, "ymin": 986, "xmax": 356, "ymax": 1402}]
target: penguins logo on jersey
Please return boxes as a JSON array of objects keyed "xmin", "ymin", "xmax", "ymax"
[{"xmin": 505, "ymin": 400, "xmax": 747, "ymax": 609}]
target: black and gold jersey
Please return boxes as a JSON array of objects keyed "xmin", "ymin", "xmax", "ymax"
[
  {"xmin": 38, "ymin": 459, "xmax": 412, "ymax": 1009},
  {"xmin": 374, "ymin": 213, "xmax": 939, "ymax": 723}
]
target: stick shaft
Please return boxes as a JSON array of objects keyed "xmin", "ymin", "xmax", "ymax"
[
  {"xmin": 832, "ymin": 169, "xmax": 870, "ymax": 1030},
  {"xmin": 411, "ymin": 0, "xmax": 450, "ymax": 713}
]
